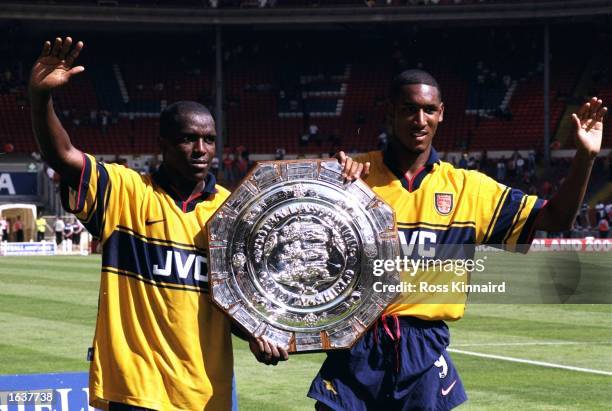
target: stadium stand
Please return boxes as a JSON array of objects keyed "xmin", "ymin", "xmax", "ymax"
[{"xmin": 1, "ymin": 26, "xmax": 611, "ymax": 157}]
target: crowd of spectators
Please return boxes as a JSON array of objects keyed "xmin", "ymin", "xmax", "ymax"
[
  {"xmin": 216, "ymin": 145, "xmax": 253, "ymax": 188},
  {"xmin": 53, "ymin": 217, "xmax": 85, "ymax": 250},
  {"xmin": 444, "ymin": 149, "xmax": 612, "ymax": 238},
  {"xmin": 57, "ymin": 108, "xmax": 118, "ymax": 135},
  {"xmin": 0, "ymin": 213, "xmax": 91, "ymax": 252},
  {"xmin": 0, "ymin": 215, "xmax": 22, "ymax": 242},
  {"xmin": 594, "ymin": 201, "xmax": 611, "ymax": 238},
  {"xmin": 296, "ymin": 123, "xmax": 343, "ymax": 153}
]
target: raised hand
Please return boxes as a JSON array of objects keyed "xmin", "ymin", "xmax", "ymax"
[
  {"xmin": 29, "ymin": 37, "xmax": 84, "ymax": 94},
  {"xmin": 572, "ymin": 97, "xmax": 607, "ymax": 158}
]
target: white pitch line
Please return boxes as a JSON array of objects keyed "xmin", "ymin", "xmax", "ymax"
[
  {"xmin": 452, "ymin": 341, "xmax": 612, "ymax": 347},
  {"xmin": 448, "ymin": 348, "xmax": 612, "ymax": 376}
]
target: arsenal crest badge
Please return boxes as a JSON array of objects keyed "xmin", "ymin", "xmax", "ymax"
[{"xmin": 434, "ymin": 193, "xmax": 453, "ymax": 215}]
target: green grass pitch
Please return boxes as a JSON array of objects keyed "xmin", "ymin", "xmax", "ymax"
[{"xmin": 0, "ymin": 255, "xmax": 610, "ymax": 410}]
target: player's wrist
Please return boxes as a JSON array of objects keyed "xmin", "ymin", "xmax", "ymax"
[
  {"xmin": 575, "ymin": 146, "xmax": 598, "ymax": 162},
  {"xmin": 28, "ymin": 88, "xmax": 52, "ymax": 107}
]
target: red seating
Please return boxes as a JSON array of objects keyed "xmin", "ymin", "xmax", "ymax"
[{"xmin": 3, "ymin": 37, "xmax": 611, "ymax": 156}]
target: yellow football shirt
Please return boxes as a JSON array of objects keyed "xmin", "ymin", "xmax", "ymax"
[
  {"xmin": 357, "ymin": 149, "xmax": 545, "ymax": 321},
  {"xmin": 61, "ymin": 154, "xmax": 233, "ymax": 411},
  {"xmin": 36, "ymin": 217, "xmax": 46, "ymax": 233}
]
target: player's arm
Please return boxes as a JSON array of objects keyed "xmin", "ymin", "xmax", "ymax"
[
  {"xmin": 231, "ymin": 322, "xmax": 250, "ymax": 340},
  {"xmin": 534, "ymin": 97, "xmax": 607, "ymax": 232},
  {"xmin": 29, "ymin": 37, "xmax": 85, "ymax": 189}
]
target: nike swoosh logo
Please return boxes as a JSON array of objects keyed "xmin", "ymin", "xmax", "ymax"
[
  {"xmin": 145, "ymin": 219, "xmax": 166, "ymax": 226},
  {"xmin": 441, "ymin": 380, "xmax": 457, "ymax": 396}
]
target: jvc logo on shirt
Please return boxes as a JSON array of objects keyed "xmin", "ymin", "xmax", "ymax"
[
  {"xmin": 398, "ymin": 229, "xmax": 437, "ymax": 258},
  {"xmin": 152, "ymin": 251, "xmax": 208, "ymax": 282},
  {"xmin": 103, "ymin": 229, "xmax": 210, "ymax": 290}
]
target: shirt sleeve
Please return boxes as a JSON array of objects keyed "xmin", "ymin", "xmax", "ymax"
[
  {"xmin": 60, "ymin": 153, "xmax": 142, "ymax": 241},
  {"xmin": 476, "ymin": 173, "xmax": 546, "ymax": 252}
]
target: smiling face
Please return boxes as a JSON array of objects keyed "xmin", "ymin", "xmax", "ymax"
[
  {"xmin": 159, "ymin": 112, "xmax": 216, "ymax": 184},
  {"xmin": 388, "ymin": 83, "xmax": 444, "ymax": 154}
]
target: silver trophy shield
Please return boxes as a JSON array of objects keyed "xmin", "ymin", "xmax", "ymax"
[{"xmin": 207, "ymin": 159, "xmax": 400, "ymax": 352}]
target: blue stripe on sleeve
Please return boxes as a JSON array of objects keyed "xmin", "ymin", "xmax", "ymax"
[
  {"xmin": 517, "ymin": 198, "xmax": 546, "ymax": 245},
  {"xmin": 82, "ymin": 163, "xmax": 111, "ymax": 238},
  {"xmin": 486, "ymin": 188, "xmax": 526, "ymax": 245}
]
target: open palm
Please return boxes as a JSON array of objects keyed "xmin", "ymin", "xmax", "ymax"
[
  {"xmin": 572, "ymin": 97, "xmax": 607, "ymax": 157},
  {"xmin": 29, "ymin": 37, "xmax": 84, "ymax": 93}
]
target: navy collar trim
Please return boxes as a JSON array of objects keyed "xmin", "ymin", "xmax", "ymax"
[
  {"xmin": 382, "ymin": 146, "xmax": 440, "ymax": 178},
  {"xmin": 382, "ymin": 146, "xmax": 440, "ymax": 193},
  {"xmin": 152, "ymin": 165, "xmax": 217, "ymax": 211}
]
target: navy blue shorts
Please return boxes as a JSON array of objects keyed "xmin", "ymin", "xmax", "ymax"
[{"xmin": 308, "ymin": 316, "xmax": 467, "ymax": 411}]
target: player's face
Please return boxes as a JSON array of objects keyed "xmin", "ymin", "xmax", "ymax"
[
  {"xmin": 389, "ymin": 84, "xmax": 444, "ymax": 154},
  {"xmin": 160, "ymin": 113, "xmax": 216, "ymax": 183}
]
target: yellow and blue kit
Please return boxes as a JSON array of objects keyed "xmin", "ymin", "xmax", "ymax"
[
  {"xmin": 61, "ymin": 154, "xmax": 233, "ymax": 411},
  {"xmin": 309, "ymin": 147, "xmax": 545, "ymax": 410}
]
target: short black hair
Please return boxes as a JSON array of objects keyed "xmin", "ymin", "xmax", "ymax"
[
  {"xmin": 388, "ymin": 69, "xmax": 442, "ymax": 102},
  {"xmin": 159, "ymin": 101, "xmax": 212, "ymax": 139}
]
